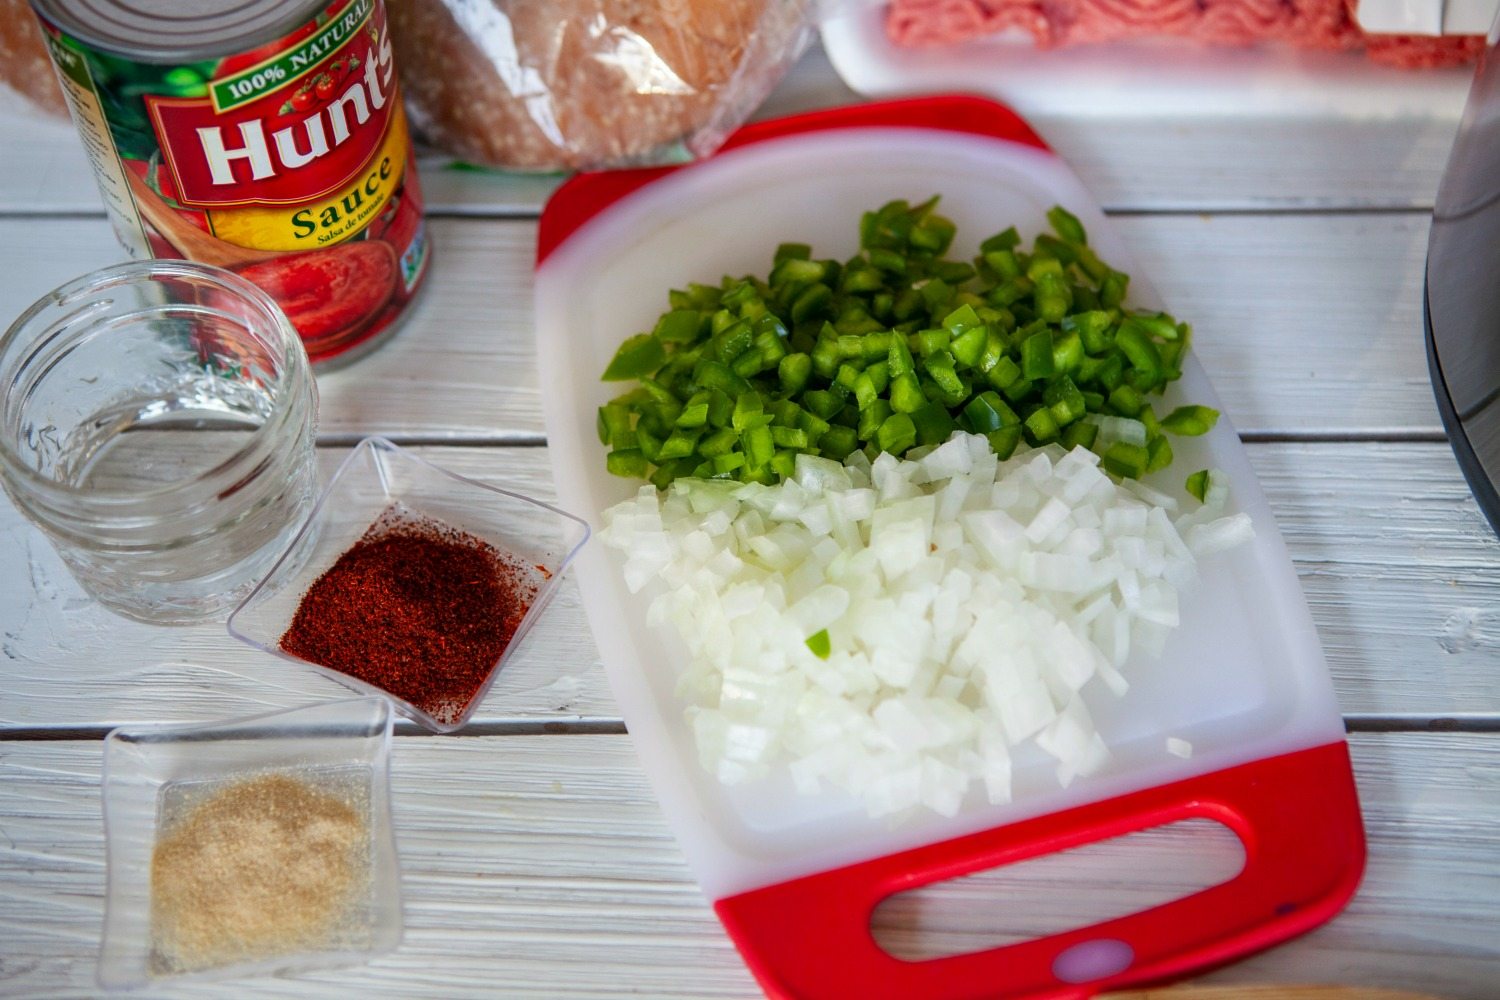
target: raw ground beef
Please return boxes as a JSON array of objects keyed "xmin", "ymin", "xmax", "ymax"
[{"xmin": 886, "ymin": 0, "xmax": 1484, "ymax": 68}]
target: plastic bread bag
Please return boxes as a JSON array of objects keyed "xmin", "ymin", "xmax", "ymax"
[
  {"xmin": 386, "ymin": 0, "xmax": 816, "ymax": 172},
  {"xmin": 1, "ymin": 0, "xmax": 67, "ymax": 120}
]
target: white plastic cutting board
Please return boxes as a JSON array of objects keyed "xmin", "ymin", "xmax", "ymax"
[{"xmin": 534, "ymin": 108, "xmax": 1347, "ymax": 906}]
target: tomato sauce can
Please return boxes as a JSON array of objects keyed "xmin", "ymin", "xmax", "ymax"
[{"xmin": 31, "ymin": 0, "xmax": 432, "ymax": 368}]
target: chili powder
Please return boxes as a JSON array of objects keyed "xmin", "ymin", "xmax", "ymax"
[{"xmin": 280, "ymin": 505, "xmax": 540, "ymax": 724}]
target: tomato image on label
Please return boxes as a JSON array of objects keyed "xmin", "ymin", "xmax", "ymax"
[
  {"xmin": 234, "ymin": 240, "xmax": 397, "ymax": 352},
  {"xmin": 369, "ymin": 178, "xmax": 424, "ymax": 303}
]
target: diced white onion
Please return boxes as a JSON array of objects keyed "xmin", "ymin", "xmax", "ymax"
[
  {"xmin": 1087, "ymin": 414, "xmax": 1148, "ymax": 448},
  {"xmin": 1185, "ymin": 512, "xmax": 1255, "ymax": 558},
  {"xmin": 600, "ymin": 433, "xmax": 1252, "ymax": 820}
]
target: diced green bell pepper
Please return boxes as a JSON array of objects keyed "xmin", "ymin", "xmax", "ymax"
[
  {"xmin": 1023, "ymin": 406, "xmax": 1060, "ymax": 444},
  {"xmin": 820, "ymin": 425, "xmax": 859, "ymax": 460},
  {"xmin": 1146, "ymin": 435, "xmax": 1173, "ymax": 473},
  {"xmin": 601, "ymin": 334, "xmax": 665, "ymax": 381},
  {"xmin": 1102, "ymin": 441, "xmax": 1149, "ymax": 479},
  {"xmin": 1044, "ymin": 376, "xmax": 1086, "ymax": 426},
  {"xmin": 986, "ymin": 425, "xmax": 1023, "ymax": 459},
  {"xmin": 779, "ymin": 353, "xmax": 811, "ymax": 395},
  {"xmin": 1046, "ymin": 205, "xmax": 1088, "ymax": 246},
  {"xmin": 961, "ymin": 391, "xmax": 1019, "ymax": 434},
  {"xmin": 911, "ymin": 401, "xmax": 956, "ymax": 446},
  {"xmin": 1021, "ymin": 329, "xmax": 1055, "ymax": 381},
  {"xmin": 1061, "ymin": 420, "xmax": 1098, "ymax": 451},
  {"xmin": 1161, "ymin": 405, "xmax": 1220, "ymax": 436},
  {"xmin": 597, "ymin": 403, "xmax": 632, "ymax": 446},
  {"xmin": 889, "ymin": 372, "xmax": 925, "ymax": 414},
  {"xmin": 950, "ymin": 324, "xmax": 987, "ymax": 368},
  {"xmin": 605, "ymin": 449, "xmax": 648, "ymax": 477},
  {"xmin": 653, "ymin": 310, "xmax": 703, "ymax": 344},
  {"xmin": 877, "ymin": 412, "xmax": 918, "ymax": 454}
]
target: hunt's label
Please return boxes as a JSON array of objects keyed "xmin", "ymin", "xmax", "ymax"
[{"xmin": 36, "ymin": 0, "xmax": 430, "ymax": 365}]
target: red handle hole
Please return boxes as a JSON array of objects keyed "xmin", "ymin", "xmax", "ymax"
[{"xmin": 869, "ymin": 817, "xmax": 1245, "ymax": 962}]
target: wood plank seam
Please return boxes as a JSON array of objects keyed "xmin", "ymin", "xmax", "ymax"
[
  {"xmin": 1238, "ymin": 432, "xmax": 1448, "ymax": 445},
  {"xmin": 0, "ymin": 207, "xmax": 1439, "ymax": 225},
  {"xmin": 317, "ymin": 433, "xmax": 1449, "ymax": 450},
  {"xmin": 1105, "ymin": 207, "xmax": 1435, "ymax": 219},
  {"xmin": 315, "ymin": 434, "xmax": 549, "ymax": 448},
  {"xmin": 3, "ymin": 715, "xmax": 1499, "ymax": 741}
]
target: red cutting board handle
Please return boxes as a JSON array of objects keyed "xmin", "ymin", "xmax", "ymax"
[
  {"xmin": 536, "ymin": 95, "xmax": 1051, "ymax": 267},
  {"xmin": 714, "ymin": 741, "xmax": 1365, "ymax": 1000}
]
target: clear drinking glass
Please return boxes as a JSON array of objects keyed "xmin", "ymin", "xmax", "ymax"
[{"xmin": 0, "ymin": 260, "xmax": 318, "ymax": 624}]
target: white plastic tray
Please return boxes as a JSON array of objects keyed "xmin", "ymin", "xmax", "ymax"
[{"xmin": 819, "ymin": 4, "xmax": 1473, "ymax": 119}]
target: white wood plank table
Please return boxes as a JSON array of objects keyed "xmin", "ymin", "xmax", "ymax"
[{"xmin": 2, "ymin": 46, "xmax": 1499, "ymax": 999}]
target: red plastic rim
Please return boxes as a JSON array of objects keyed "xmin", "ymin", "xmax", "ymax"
[
  {"xmin": 535, "ymin": 95, "xmax": 1052, "ymax": 267},
  {"xmin": 714, "ymin": 741, "xmax": 1365, "ymax": 1000}
]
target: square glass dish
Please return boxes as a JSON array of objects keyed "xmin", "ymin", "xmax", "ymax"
[
  {"xmin": 227, "ymin": 436, "xmax": 591, "ymax": 732},
  {"xmin": 99, "ymin": 697, "xmax": 401, "ymax": 990}
]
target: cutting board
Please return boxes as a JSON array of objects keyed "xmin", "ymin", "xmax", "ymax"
[
  {"xmin": 533, "ymin": 96, "xmax": 1365, "ymax": 999},
  {"xmin": 818, "ymin": 6, "xmax": 1473, "ymax": 119}
]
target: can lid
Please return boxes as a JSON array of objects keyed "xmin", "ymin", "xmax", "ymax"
[{"xmin": 32, "ymin": 0, "xmax": 321, "ymax": 62}]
